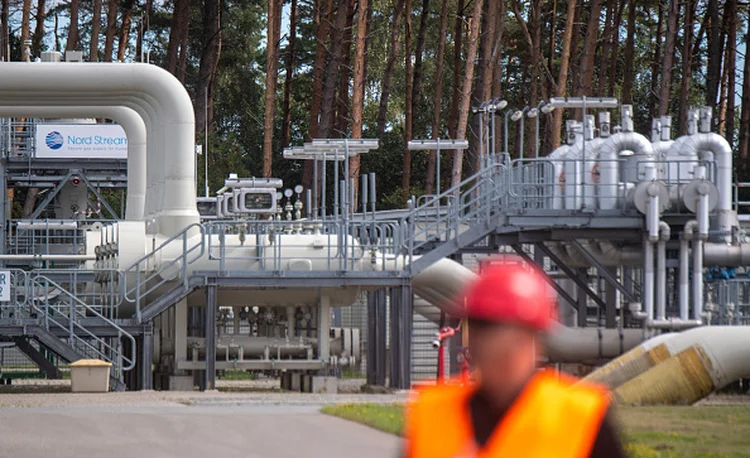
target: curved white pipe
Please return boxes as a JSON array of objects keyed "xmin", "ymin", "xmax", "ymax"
[
  {"xmin": 676, "ymin": 132, "xmax": 733, "ymax": 236},
  {"xmin": 0, "ymin": 93, "xmax": 161, "ymax": 227},
  {"xmin": 0, "ymin": 62, "xmax": 198, "ymax": 236},
  {"xmin": 0, "ymin": 106, "xmax": 146, "ymax": 220},
  {"xmin": 410, "ymin": 257, "xmax": 645, "ymax": 362},
  {"xmin": 598, "ymin": 131, "xmax": 654, "ymax": 210}
]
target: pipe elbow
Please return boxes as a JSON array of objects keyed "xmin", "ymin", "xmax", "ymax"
[
  {"xmin": 658, "ymin": 221, "xmax": 671, "ymax": 241},
  {"xmin": 682, "ymin": 220, "xmax": 698, "ymax": 240}
]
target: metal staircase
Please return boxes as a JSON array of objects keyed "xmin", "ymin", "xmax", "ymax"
[
  {"xmin": 399, "ymin": 162, "xmax": 514, "ymax": 275},
  {"xmin": 26, "ymin": 275, "xmax": 136, "ymax": 390},
  {"xmin": 122, "ymin": 223, "xmax": 206, "ymax": 323}
]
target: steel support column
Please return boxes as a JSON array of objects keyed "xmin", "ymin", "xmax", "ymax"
[
  {"xmin": 204, "ymin": 284, "xmax": 217, "ymax": 391},
  {"xmin": 318, "ymin": 295, "xmax": 331, "ymax": 364},
  {"xmin": 389, "ymin": 285, "xmax": 413, "ymax": 389},
  {"xmin": 605, "ymin": 267, "xmax": 619, "ymax": 328},
  {"xmin": 511, "ymin": 244, "xmax": 578, "ymax": 308},
  {"xmin": 367, "ymin": 289, "xmax": 387, "ymax": 386},
  {"xmin": 570, "ymin": 240, "xmax": 638, "ymax": 303},
  {"xmin": 577, "ymin": 268, "xmax": 589, "ymax": 327},
  {"xmin": 140, "ymin": 330, "xmax": 153, "ymax": 390},
  {"xmin": 28, "ymin": 169, "xmax": 75, "ymax": 220},
  {"xmin": 535, "ymin": 243, "xmax": 608, "ymax": 311}
]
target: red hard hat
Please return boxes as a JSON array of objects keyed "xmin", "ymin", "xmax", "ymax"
[{"xmin": 461, "ymin": 257, "xmax": 557, "ymax": 332}]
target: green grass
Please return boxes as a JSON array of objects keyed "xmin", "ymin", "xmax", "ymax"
[
  {"xmin": 322, "ymin": 403, "xmax": 750, "ymax": 457},
  {"xmin": 321, "ymin": 403, "xmax": 405, "ymax": 436}
]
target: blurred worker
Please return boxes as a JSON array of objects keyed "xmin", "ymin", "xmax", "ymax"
[{"xmin": 404, "ymin": 258, "xmax": 624, "ymax": 458}]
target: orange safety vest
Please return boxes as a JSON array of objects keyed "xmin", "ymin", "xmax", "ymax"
[{"xmin": 404, "ymin": 370, "xmax": 610, "ymax": 458}]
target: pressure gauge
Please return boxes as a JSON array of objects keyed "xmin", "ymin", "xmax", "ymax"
[
  {"xmin": 276, "ymin": 192, "xmax": 283, "ymax": 201},
  {"xmin": 294, "ymin": 185, "xmax": 304, "ymax": 194},
  {"xmin": 284, "ymin": 188, "xmax": 293, "ymax": 198}
]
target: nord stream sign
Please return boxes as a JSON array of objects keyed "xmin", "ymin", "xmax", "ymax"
[{"xmin": 35, "ymin": 124, "xmax": 128, "ymax": 159}]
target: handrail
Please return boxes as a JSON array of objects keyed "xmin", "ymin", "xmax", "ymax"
[
  {"xmin": 123, "ymin": 223, "xmax": 205, "ymax": 320},
  {"xmin": 29, "ymin": 275, "xmax": 137, "ymax": 371}
]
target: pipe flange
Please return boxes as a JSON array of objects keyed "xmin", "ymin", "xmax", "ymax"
[
  {"xmin": 632, "ymin": 180, "xmax": 669, "ymax": 215},
  {"xmin": 683, "ymin": 180, "xmax": 719, "ymax": 214}
]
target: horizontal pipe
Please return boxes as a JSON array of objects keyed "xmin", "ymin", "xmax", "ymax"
[{"xmin": 0, "ymin": 254, "xmax": 96, "ymax": 261}]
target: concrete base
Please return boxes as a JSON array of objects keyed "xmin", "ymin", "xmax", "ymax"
[
  {"xmin": 309, "ymin": 376, "xmax": 338, "ymax": 394},
  {"xmin": 168, "ymin": 375, "xmax": 194, "ymax": 391}
]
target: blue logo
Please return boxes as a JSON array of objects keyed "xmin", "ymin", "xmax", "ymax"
[{"xmin": 45, "ymin": 131, "xmax": 64, "ymax": 150}]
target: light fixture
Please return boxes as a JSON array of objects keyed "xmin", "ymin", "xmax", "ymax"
[
  {"xmin": 510, "ymin": 111, "xmax": 523, "ymax": 122},
  {"xmin": 541, "ymin": 103, "xmax": 556, "ymax": 114},
  {"xmin": 492, "ymin": 99, "xmax": 508, "ymax": 110},
  {"xmin": 526, "ymin": 108, "xmax": 538, "ymax": 118}
]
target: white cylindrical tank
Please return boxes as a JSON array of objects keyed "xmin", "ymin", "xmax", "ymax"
[{"xmin": 550, "ymin": 120, "xmax": 581, "ymax": 210}]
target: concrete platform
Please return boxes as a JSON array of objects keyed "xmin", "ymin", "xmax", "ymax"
[{"xmin": 0, "ymin": 403, "xmax": 401, "ymax": 458}]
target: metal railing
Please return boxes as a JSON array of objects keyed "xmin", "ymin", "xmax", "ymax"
[
  {"xmin": 0, "ymin": 119, "xmax": 35, "ymax": 157},
  {"xmin": 28, "ymin": 275, "xmax": 136, "ymax": 374},
  {"xmin": 123, "ymin": 223, "xmax": 205, "ymax": 321},
  {"xmin": 29, "ymin": 269, "xmax": 125, "ymax": 318},
  {"xmin": 0, "ymin": 269, "xmax": 29, "ymax": 321}
]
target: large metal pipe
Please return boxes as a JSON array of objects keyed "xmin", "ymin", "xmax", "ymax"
[
  {"xmin": 613, "ymin": 326, "xmax": 750, "ymax": 405},
  {"xmin": 0, "ymin": 106, "xmax": 146, "ymax": 220},
  {"xmin": 679, "ymin": 221, "xmax": 697, "ymax": 320},
  {"xmin": 598, "ymin": 129, "xmax": 654, "ymax": 210},
  {"xmin": 643, "ymin": 236, "xmax": 655, "ymax": 323},
  {"xmin": 693, "ymin": 237, "xmax": 704, "ymax": 321},
  {"xmin": 656, "ymin": 222, "xmax": 670, "ymax": 321},
  {"xmin": 675, "ymin": 133, "xmax": 733, "ymax": 236},
  {"xmin": 0, "ymin": 62, "xmax": 198, "ymax": 236}
]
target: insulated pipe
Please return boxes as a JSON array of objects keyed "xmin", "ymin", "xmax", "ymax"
[
  {"xmin": 645, "ymin": 167, "xmax": 660, "ymax": 242},
  {"xmin": 409, "ymin": 256, "xmax": 645, "ymax": 362},
  {"xmin": 693, "ymin": 237, "xmax": 704, "ymax": 321},
  {"xmin": 614, "ymin": 326, "xmax": 750, "ymax": 405},
  {"xmin": 694, "ymin": 166, "xmax": 710, "ymax": 238},
  {"xmin": 0, "ymin": 254, "xmax": 96, "ymax": 261},
  {"xmin": 0, "ymin": 93, "xmax": 161, "ymax": 227},
  {"xmin": 679, "ymin": 221, "xmax": 697, "ymax": 321},
  {"xmin": 655, "ymin": 221, "xmax": 670, "ymax": 321},
  {"xmin": 598, "ymin": 131, "xmax": 654, "ymax": 210},
  {"xmin": 583, "ymin": 332, "xmax": 677, "ymax": 386},
  {"xmin": 0, "ymin": 63, "xmax": 198, "ymax": 236},
  {"xmin": 643, "ymin": 235, "xmax": 655, "ymax": 323},
  {"xmin": 0, "ymin": 106, "xmax": 147, "ymax": 220},
  {"xmin": 674, "ymin": 133, "xmax": 733, "ymax": 236}
]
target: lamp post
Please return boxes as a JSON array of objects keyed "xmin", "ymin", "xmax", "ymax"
[
  {"xmin": 489, "ymin": 98, "xmax": 508, "ymax": 161},
  {"xmin": 527, "ymin": 101, "xmax": 556, "ymax": 159}
]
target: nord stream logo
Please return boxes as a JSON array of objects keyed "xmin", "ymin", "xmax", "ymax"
[{"xmin": 45, "ymin": 131, "xmax": 64, "ymax": 150}]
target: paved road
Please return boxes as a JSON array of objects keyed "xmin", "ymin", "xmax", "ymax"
[{"xmin": 0, "ymin": 404, "xmax": 402, "ymax": 458}]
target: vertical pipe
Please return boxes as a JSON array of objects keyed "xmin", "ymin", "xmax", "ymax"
[
  {"xmin": 436, "ymin": 142, "xmax": 441, "ymax": 195},
  {"xmin": 679, "ymin": 237, "xmax": 690, "ymax": 320},
  {"xmin": 648, "ymin": 195, "xmax": 660, "ymax": 241},
  {"xmin": 333, "ymin": 149, "xmax": 339, "ymax": 218},
  {"xmin": 321, "ymin": 152, "xmax": 327, "ymax": 220},
  {"xmin": 693, "ymin": 238, "xmax": 704, "ymax": 321},
  {"xmin": 313, "ymin": 157, "xmax": 318, "ymax": 219},
  {"xmin": 318, "ymin": 295, "xmax": 331, "ymax": 363},
  {"xmin": 504, "ymin": 111, "xmax": 510, "ymax": 154},
  {"xmin": 656, "ymin": 238, "xmax": 667, "ymax": 320},
  {"xmin": 306, "ymin": 189, "xmax": 312, "ymax": 218},
  {"xmin": 369, "ymin": 173, "xmax": 376, "ymax": 215},
  {"xmin": 204, "ymin": 286, "xmax": 217, "ymax": 391},
  {"xmin": 478, "ymin": 113, "xmax": 484, "ymax": 163},
  {"xmin": 361, "ymin": 174, "xmax": 368, "ymax": 215},
  {"xmin": 644, "ymin": 237, "xmax": 655, "ymax": 323}
]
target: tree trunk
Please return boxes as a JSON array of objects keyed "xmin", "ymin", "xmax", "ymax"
[
  {"xmin": 490, "ymin": 0, "xmax": 505, "ymax": 155},
  {"xmin": 177, "ymin": 10, "xmax": 190, "ymax": 82},
  {"xmin": 572, "ymin": 0, "xmax": 603, "ymax": 109},
  {"xmin": 104, "ymin": 0, "xmax": 118, "ymax": 61},
  {"xmin": 738, "ymin": 25, "xmax": 750, "ymax": 176},
  {"xmin": 335, "ymin": 0, "xmax": 354, "ymax": 137},
  {"xmin": 468, "ymin": 0, "xmax": 496, "ymax": 172},
  {"xmin": 621, "ymin": 0, "xmax": 636, "ymax": 103},
  {"xmin": 66, "ymin": 0, "xmax": 80, "ymax": 51},
  {"xmin": 167, "ymin": 0, "xmax": 188, "ymax": 73},
  {"xmin": 411, "ymin": 0, "xmax": 431, "ymax": 121},
  {"xmin": 89, "ymin": 0, "xmax": 101, "ymax": 60},
  {"xmin": 281, "ymin": 0, "xmax": 298, "ymax": 147},
  {"xmin": 450, "ymin": 0, "xmax": 484, "ymax": 188},
  {"xmin": 262, "ymin": 0, "xmax": 279, "ymax": 177},
  {"xmin": 402, "ymin": 0, "xmax": 413, "ymax": 193},
  {"xmin": 723, "ymin": 0, "xmax": 736, "ymax": 146},
  {"xmin": 706, "ymin": 0, "xmax": 723, "ymax": 116},
  {"xmin": 21, "ymin": 0, "xmax": 31, "ymax": 58},
  {"xmin": 548, "ymin": 0, "xmax": 576, "ymax": 149},
  {"xmin": 678, "ymin": 0, "xmax": 695, "ymax": 135},
  {"xmin": 606, "ymin": 0, "xmax": 624, "ymax": 96},
  {"xmin": 375, "ymin": 0, "xmax": 406, "ymax": 136},
  {"xmin": 527, "ymin": 0, "xmax": 541, "ymax": 152},
  {"xmin": 32, "ymin": 0, "xmax": 47, "ymax": 59},
  {"xmin": 657, "ymin": 0, "xmax": 678, "ymax": 117},
  {"xmin": 349, "ymin": 0, "xmax": 369, "ymax": 202},
  {"xmin": 1, "ymin": 0, "xmax": 9, "ymax": 61},
  {"xmin": 318, "ymin": 0, "xmax": 351, "ymax": 138},
  {"xmin": 647, "ymin": 0, "xmax": 663, "ymax": 117},
  {"xmin": 117, "ymin": 0, "xmax": 135, "ymax": 61},
  {"xmin": 447, "ymin": 0, "xmax": 464, "ymax": 144},
  {"xmin": 597, "ymin": 0, "xmax": 615, "ymax": 96},
  {"xmin": 303, "ymin": 0, "xmax": 334, "ymax": 190},
  {"xmin": 426, "ymin": 0, "xmax": 450, "ymax": 194}
]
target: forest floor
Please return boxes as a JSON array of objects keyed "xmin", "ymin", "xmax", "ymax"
[{"xmin": 322, "ymin": 398, "xmax": 750, "ymax": 458}]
